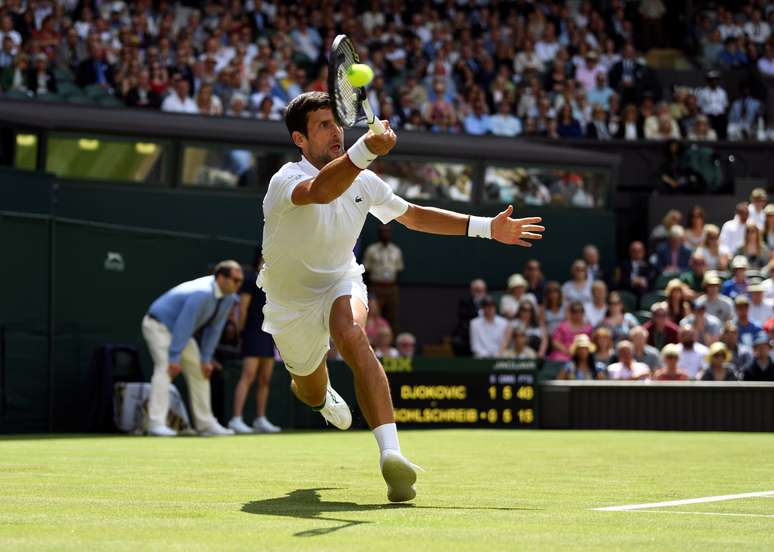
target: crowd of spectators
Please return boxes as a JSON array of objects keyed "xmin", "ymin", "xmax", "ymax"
[
  {"xmin": 451, "ymin": 186, "xmax": 774, "ymax": 382},
  {"xmin": 1, "ymin": 1, "xmax": 773, "ymax": 142}
]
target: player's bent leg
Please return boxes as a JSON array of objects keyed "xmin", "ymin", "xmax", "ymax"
[
  {"xmin": 329, "ymin": 295, "xmax": 394, "ymax": 428},
  {"xmin": 290, "ymin": 359, "xmax": 352, "ymax": 430},
  {"xmin": 229, "ymin": 357, "xmax": 258, "ymax": 434},
  {"xmin": 329, "ymin": 294, "xmax": 418, "ymax": 502}
]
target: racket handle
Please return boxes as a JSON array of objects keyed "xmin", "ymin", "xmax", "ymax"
[{"xmin": 362, "ymin": 98, "xmax": 385, "ymax": 135}]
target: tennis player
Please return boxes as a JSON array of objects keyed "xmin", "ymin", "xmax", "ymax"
[{"xmin": 260, "ymin": 91, "xmax": 544, "ymax": 502}]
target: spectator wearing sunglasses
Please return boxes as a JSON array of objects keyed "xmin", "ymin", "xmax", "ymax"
[{"xmin": 141, "ymin": 260, "xmax": 243, "ymax": 437}]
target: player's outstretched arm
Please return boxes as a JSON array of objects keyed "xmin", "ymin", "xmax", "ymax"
[
  {"xmin": 396, "ymin": 204, "xmax": 544, "ymax": 247},
  {"xmin": 291, "ymin": 122, "xmax": 397, "ymax": 206}
]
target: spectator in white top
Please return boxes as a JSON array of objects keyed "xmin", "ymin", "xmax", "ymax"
[
  {"xmin": 747, "ymin": 282, "xmax": 773, "ymax": 327},
  {"xmin": 687, "ymin": 115, "xmax": 718, "ymax": 141},
  {"xmin": 562, "ymin": 259, "xmax": 593, "ymax": 307},
  {"xmin": 584, "ymin": 280, "xmax": 608, "ymax": 327},
  {"xmin": 758, "ymin": 42, "xmax": 774, "ymax": 78},
  {"xmin": 0, "ymin": 15, "xmax": 21, "ymax": 53},
  {"xmin": 675, "ymin": 323, "xmax": 709, "ymax": 378},
  {"xmin": 644, "ymin": 103, "xmax": 680, "ymax": 139},
  {"xmin": 161, "ymin": 74, "xmax": 198, "ymax": 114},
  {"xmin": 607, "ymin": 340, "xmax": 650, "ymax": 380},
  {"xmin": 697, "ymin": 70, "xmax": 729, "ymax": 140},
  {"xmin": 719, "ymin": 202, "xmax": 750, "ymax": 255},
  {"xmin": 363, "ymin": 224, "xmax": 404, "ymax": 332},
  {"xmin": 395, "ymin": 332, "xmax": 416, "ymax": 359},
  {"xmin": 470, "ymin": 296, "xmax": 509, "ymax": 359},
  {"xmin": 535, "ymin": 24, "xmax": 560, "ymax": 64},
  {"xmin": 489, "ymin": 101, "xmax": 522, "ymax": 137},
  {"xmin": 499, "ymin": 273, "xmax": 537, "ymax": 319},
  {"xmin": 744, "ymin": 10, "xmax": 770, "ymax": 45},
  {"xmin": 747, "ymin": 188, "xmax": 767, "ymax": 230}
]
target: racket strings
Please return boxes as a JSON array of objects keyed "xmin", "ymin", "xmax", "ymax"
[{"xmin": 333, "ymin": 42, "xmax": 360, "ymax": 126}]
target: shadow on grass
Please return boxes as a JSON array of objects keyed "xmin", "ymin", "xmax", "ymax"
[{"xmin": 241, "ymin": 487, "xmax": 538, "ymax": 537}]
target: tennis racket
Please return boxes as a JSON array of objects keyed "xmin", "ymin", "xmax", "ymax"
[{"xmin": 328, "ymin": 34, "xmax": 385, "ymax": 135}]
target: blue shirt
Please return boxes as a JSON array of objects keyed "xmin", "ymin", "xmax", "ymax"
[
  {"xmin": 721, "ymin": 278, "xmax": 747, "ymax": 298},
  {"xmin": 148, "ymin": 275, "xmax": 238, "ymax": 363},
  {"xmin": 737, "ymin": 322, "xmax": 762, "ymax": 349}
]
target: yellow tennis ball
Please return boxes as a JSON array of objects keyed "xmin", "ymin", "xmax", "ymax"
[{"xmin": 346, "ymin": 63, "xmax": 374, "ymax": 88}]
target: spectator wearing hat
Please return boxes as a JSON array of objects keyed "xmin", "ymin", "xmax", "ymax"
[
  {"xmin": 721, "ymin": 256, "xmax": 750, "ymax": 299},
  {"xmin": 699, "ymin": 342, "xmax": 738, "ymax": 381},
  {"xmin": 470, "ymin": 295, "xmax": 509, "ymax": 359},
  {"xmin": 740, "ymin": 332, "xmax": 774, "ymax": 381},
  {"xmin": 616, "ymin": 240, "xmax": 654, "ymax": 301},
  {"xmin": 653, "ymin": 344, "xmax": 690, "ymax": 380},
  {"xmin": 697, "ymin": 70, "xmax": 729, "ymax": 139},
  {"xmin": 499, "ymin": 274, "xmax": 537, "ymax": 319},
  {"xmin": 680, "ymin": 297, "xmax": 722, "ymax": 346},
  {"xmin": 701, "ymin": 271, "xmax": 734, "ymax": 322},
  {"xmin": 557, "ymin": 334, "xmax": 604, "ymax": 380},
  {"xmin": 675, "ymin": 323, "xmax": 709, "ymax": 378},
  {"xmin": 499, "ymin": 323, "xmax": 537, "ymax": 360},
  {"xmin": 654, "ymin": 225, "xmax": 692, "ymax": 274},
  {"xmin": 576, "ymin": 51, "xmax": 605, "ymax": 92},
  {"xmin": 721, "ymin": 320, "xmax": 753, "ymax": 373},
  {"xmin": 748, "ymin": 188, "xmax": 768, "ymax": 230},
  {"xmin": 748, "ymin": 283, "xmax": 773, "ymax": 327},
  {"xmin": 643, "ymin": 302, "xmax": 679, "ymax": 349},
  {"xmin": 629, "ymin": 325, "xmax": 662, "ymax": 371},
  {"xmin": 719, "ymin": 203, "xmax": 750, "ymax": 255},
  {"xmin": 734, "ymin": 223, "xmax": 770, "ymax": 271},
  {"xmin": 607, "ymin": 340, "xmax": 651, "ymax": 380},
  {"xmin": 733, "ymin": 295, "xmax": 762, "ymax": 349},
  {"xmin": 548, "ymin": 300, "xmax": 593, "ymax": 362},
  {"xmin": 679, "ymin": 251, "xmax": 707, "ymax": 295}
]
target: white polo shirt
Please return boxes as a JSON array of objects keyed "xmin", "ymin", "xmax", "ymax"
[{"xmin": 259, "ymin": 155, "xmax": 408, "ymax": 330}]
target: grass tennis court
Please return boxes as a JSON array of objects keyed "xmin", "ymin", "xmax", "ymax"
[{"xmin": 1, "ymin": 430, "xmax": 772, "ymax": 551}]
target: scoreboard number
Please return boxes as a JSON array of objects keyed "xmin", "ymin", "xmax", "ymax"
[{"xmin": 389, "ymin": 369, "xmax": 538, "ymax": 428}]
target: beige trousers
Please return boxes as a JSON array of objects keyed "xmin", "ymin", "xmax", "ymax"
[{"xmin": 141, "ymin": 315, "xmax": 218, "ymax": 431}]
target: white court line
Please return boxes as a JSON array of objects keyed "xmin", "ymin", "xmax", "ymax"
[
  {"xmin": 626, "ymin": 510, "xmax": 774, "ymax": 519},
  {"xmin": 594, "ymin": 490, "xmax": 774, "ymax": 512}
]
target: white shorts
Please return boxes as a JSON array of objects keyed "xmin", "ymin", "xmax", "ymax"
[{"xmin": 263, "ymin": 277, "xmax": 369, "ymax": 376}]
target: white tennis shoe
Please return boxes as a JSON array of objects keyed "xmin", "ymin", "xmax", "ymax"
[
  {"xmin": 380, "ymin": 450, "xmax": 419, "ymax": 503},
  {"xmin": 253, "ymin": 416, "xmax": 282, "ymax": 433},
  {"xmin": 228, "ymin": 417, "xmax": 254, "ymax": 434},
  {"xmin": 147, "ymin": 425, "xmax": 177, "ymax": 437},
  {"xmin": 318, "ymin": 384, "xmax": 352, "ymax": 430},
  {"xmin": 199, "ymin": 423, "xmax": 236, "ymax": 437}
]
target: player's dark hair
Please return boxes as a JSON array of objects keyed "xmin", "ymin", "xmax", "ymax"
[
  {"xmin": 214, "ymin": 260, "xmax": 241, "ymax": 279},
  {"xmin": 284, "ymin": 91, "xmax": 331, "ymax": 137}
]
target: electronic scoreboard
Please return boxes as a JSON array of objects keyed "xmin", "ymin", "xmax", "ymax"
[{"xmin": 384, "ymin": 358, "xmax": 538, "ymax": 428}]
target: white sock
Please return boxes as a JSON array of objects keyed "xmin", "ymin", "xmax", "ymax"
[
  {"xmin": 256, "ymin": 416, "xmax": 267, "ymax": 422},
  {"xmin": 373, "ymin": 423, "xmax": 400, "ymax": 456},
  {"xmin": 231, "ymin": 416, "xmax": 243, "ymax": 422}
]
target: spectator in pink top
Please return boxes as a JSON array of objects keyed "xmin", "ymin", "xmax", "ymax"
[{"xmin": 549, "ymin": 300, "xmax": 593, "ymax": 362}]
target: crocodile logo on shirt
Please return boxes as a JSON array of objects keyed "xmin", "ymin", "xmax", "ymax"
[{"xmin": 355, "ymin": 196, "xmax": 363, "ymax": 203}]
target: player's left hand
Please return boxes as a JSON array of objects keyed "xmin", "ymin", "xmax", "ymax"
[
  {"xmin": 211, "ymin": 359, "xmax": 223, "ymax": 371},
  {"xmin": 491, "ymin": 205, "xmax": 544, "ymax": 247}
]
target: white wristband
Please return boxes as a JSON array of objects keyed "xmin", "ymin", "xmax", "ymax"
[
  {"xmin": 347, "ymin": 134, "xmax": 378, "ymax": 169},
  {"xmin": 467, "ymin": 216, "xmax": 493, "ymax": 239}
]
